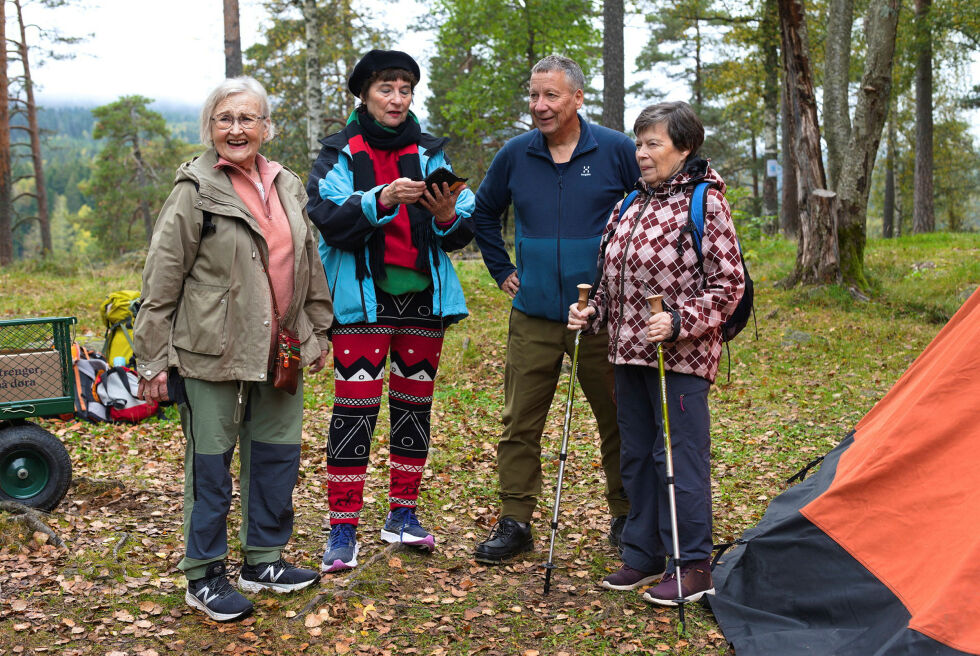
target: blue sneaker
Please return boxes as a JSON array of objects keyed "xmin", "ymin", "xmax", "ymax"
[
  {"xmin": 321, "ymin": 523, "xmax": 359, "ymax": 573},
  {"xmin": 381, "ymin": 507, "xmax": 435, "ymax": 551}
]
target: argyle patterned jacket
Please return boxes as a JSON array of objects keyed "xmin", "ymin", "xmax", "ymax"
[{"xmin": 587, "ymin": 160, "xmax": 745, "ymax": 383}]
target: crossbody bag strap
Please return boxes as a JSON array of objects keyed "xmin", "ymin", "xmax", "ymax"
[{"xmin": 247, "ymin": 230, "xmax": 285, "ymax": 324}]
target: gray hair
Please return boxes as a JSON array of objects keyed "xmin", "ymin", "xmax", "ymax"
[
  {"xmin": 199, "ymin": 76, "xmax": 276, "ymax": 146},
  {"xmin": 531, "ymin": 55, "xmax": 586, "ymax": 93},
  {"xmin": 633, "ymin": 101, "xmax": 704, "ymax": 160}
]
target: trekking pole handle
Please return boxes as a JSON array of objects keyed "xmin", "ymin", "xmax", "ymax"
[
  {"xmin": 576, "ymin": 283, "xmax": 591, "ymax": 311},
  {"xmin": 647, "ymin": 294, "xmax": 664, "ymax": 315}
]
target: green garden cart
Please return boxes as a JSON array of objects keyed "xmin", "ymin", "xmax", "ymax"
[{"xmin": 0, "ymin": 316, "xmax": 75, "ymax": 511}]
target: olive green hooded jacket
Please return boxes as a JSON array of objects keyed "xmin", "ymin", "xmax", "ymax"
[{"xmin": 134, "ymin": 148, "xmax": 333, "ymax": 383}]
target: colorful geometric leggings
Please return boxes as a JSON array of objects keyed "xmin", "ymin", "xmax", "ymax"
[{"xmin": 327, "ymin": 288, "xmax": 444, "ymax": 526}]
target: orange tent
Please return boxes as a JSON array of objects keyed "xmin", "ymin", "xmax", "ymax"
[{"xmin": 710, "ymin": 288, "xmax": 980, "ymax": 655}]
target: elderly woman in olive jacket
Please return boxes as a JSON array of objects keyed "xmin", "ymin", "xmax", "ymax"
[{"xmin": 134, "ymin": 77, "xmax": 333, "ymax": 623}]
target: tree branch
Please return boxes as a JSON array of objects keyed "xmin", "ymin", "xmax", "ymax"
[
  {"xmin": 293, "ymin": 543, "xmax": 400, "ymax": 620},
  {"xmin": 0, "ymin": 500, "xmax": 65, "ymax": 547}
]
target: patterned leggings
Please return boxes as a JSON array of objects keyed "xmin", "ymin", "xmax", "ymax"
[{"xmin": 327, "ymin": 288, "xmax": 443, "ymax": 526}]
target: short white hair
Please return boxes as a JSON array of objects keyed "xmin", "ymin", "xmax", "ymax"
[{"xmin": 199, "ymin": 76, "xmax": 276, "ymax": 146}]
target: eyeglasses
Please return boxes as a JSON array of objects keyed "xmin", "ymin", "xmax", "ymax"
[{"xmin": 211, "ymin": 114, "xmax": 266, "ymax": 130}]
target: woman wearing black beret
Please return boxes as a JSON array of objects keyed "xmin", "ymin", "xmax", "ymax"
[{"xmin": 305, "ymin": 50, "xmax": 476, "ymax": 572}]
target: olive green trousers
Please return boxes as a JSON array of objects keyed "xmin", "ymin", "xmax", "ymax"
[{"xmin": 497, "ymin": 309, "xmax": 629, "ymax": 523}]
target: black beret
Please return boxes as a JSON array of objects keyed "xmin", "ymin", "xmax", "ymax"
[{"xmin": 347, "ymin": 49, "xmax": 421, "ymax": 97}]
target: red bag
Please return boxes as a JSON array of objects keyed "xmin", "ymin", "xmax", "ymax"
[{"xmin": 93, "ymin": 366, "xmax": 160, "ymax": 423}]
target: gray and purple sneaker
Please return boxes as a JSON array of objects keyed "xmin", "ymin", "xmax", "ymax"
[
  {"xmin": 380, "ymin": 507, "xmax": 435, "ymax": 551},
  {"xmin": 321, "ymin": 523, "xmax": 359, "ymax": 573}
]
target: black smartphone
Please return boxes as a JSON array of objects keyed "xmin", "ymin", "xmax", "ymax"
[{"xmin": 423, "ymin": 167, "xmax": 467, "ymax": 195}]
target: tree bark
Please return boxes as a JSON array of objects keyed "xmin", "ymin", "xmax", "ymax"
[
  {"xmin": 778, "ymin": 0, "xmax": 840, "ymax": 285},
  {"xmin": 601, "ymin": 0, "xmax": 625, "ymax": 131},
  {"xmin": 762, "ymin": 0, "xmax": 780, "ymax": 229},
  {"xmin": 822, "ymin": 0, "xmax": 854, "ymax": 189},
  {"xmin": 882, "ymin": 115, "xmax": 895, "ymax": 238},
  {"xmin": 13, "ymin": 0, "xmax": 51, "ymax": 254},
  {"xmin": 129, "ymin": 108, "xmax": 154, "ymax": 245},
  {"xmin": 0, "ymin": 1, "xmax": 13, "ymax": 265},
  {"xmin": 780, "ymin": 82, "xmax": 799, "ymax": 238},
  {"xmin": 301, "ymin": 0, "xmax": 323, "ymax": 164},
  {"xmin": 912, "ymin": 0, "xmax": 934, "ymax": 233},
  {"xmin": 224, "ymin": 0, "xmax": 243, "ymax": 78},
  {"xmin": 835, "ymin": 0, "xmax": 901, "ymax": 290}
]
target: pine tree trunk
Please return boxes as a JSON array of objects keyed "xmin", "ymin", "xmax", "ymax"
[
  {"xmin": 912, "ymin": 0, "xmax": 934, "ymax": 233},
  {"xmin": 762, "ymin": 0, "xmax": 780, "ymax": 229},
  {"xmin": 883, "ymin": 116, "xmax": 895, "ymax": 238},
  {"xmin": 224, "ymin": 0, "xmax": 243, "ymax": 78},
  {"xmin": 601, "ymin": 0, "xmax": 625, "ymax": 130},
  {"xmin": 14, "ymin": 0, "xmax": 51, "ymax": 254},
  {"xmin": 0, "ymin": 1, "xmax": 13, "ymax": 265},
  {"xmin": 129, "ymin": 122, "xmax": 154, "ymax": 245},
  {"xmin": 302, "ymin": 0, "xmax": 323, "ymax": 164},
  {"xmin": 778, "ymin": 0, "xmax": 839, "ymax": 285},
  {"xmin": 822, "ymin": 0, "xmax": 854, "ymax": 190},
  {"xmin": 835, "ymin": 0, "xmax": 900, "ymax": 290},
  {"xmin": 780, "ymin": 82, "xmax": 799, "ymax": 238}
]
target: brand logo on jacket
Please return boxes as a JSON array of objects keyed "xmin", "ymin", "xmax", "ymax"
[{"xmin": 581, "ymin": 165, "xmax": 591, "ymax": 177}]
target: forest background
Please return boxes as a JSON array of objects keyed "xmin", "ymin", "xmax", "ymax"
[
  {"xmin": 3, "ymin": 0, "xmax": 980, "ymax": 653},
  {"xmin": 1, "ymin": 0, "xmax": 980, "ymax": 286}
]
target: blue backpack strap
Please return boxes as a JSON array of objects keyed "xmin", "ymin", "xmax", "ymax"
[
  {"xmin": 688, "ymin": 181, "xmax": 712, "ymax": 259},
  {"xmin": 621, "ymin": 190, "xmax": 640, "ymax": 217}
]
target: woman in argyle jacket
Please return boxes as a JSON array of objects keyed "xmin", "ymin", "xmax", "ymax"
[{"xmin": 568, "ymin": 101, "xmax": 745, "ymax": 606}]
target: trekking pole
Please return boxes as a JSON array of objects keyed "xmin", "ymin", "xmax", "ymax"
[
  {"xmin": 544, "ymin": 283, "xmax": 592, "ymax": 595},
  {"xmin": 647, "ymin": 294, "xmax": 687, "ymax": 631}
]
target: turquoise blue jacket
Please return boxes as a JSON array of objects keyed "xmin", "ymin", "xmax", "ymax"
[{"xmin": 306, "ymin": 129, "xmax": 476, "ymax": 326}]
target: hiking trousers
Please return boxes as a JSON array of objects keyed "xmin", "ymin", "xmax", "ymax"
[
  {"xmin": 177, "ymin": 376, "xmax": 304, "ymax": 581},
  {"xmin": 497, "ymin": 309, "xmax": 629, "ymax": 522},
  {"xmin": 615, "ymin": 365, "xmax": 712, "ymax": 573}
]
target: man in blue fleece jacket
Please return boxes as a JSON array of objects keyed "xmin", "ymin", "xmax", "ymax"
[{"xmin": 472, "ymin": 55, "xmax": 640, "ymax": 563}]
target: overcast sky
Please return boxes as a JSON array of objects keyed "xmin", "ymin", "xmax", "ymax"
[
  {"xmin": 25, "ymin": 0, "xmax": 980, "ymax": 136},
  {"xmin": 28, "ymin": 0, "xmax": 662, "ymax": 124}
]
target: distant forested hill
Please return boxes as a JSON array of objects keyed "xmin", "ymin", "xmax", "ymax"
[{"xmin": 28, "ymin": 102, "xmax": 198, "ymax": 214}]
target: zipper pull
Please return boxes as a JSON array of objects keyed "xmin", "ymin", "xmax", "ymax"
[{"xmin": 233, "ymin": 381, "xmax": 245, "ymax": 423}]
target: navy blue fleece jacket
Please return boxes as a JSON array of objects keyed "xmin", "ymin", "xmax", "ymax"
[{"xmin": 472, "ymin": 114, "xmax": 640, "ymax": 322}]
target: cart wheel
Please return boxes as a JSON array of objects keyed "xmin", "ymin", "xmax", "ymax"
[{"xmin": 0, "ymin": 423, "xmax": 72, "ymax": 512}]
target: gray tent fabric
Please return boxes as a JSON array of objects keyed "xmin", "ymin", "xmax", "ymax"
[{"xmin": 709, "ymin": 432, "xmax": 971, "ymax": 656}]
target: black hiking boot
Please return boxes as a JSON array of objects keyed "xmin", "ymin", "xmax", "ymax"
[{"xmin": 474, "ymin": 517, "xmax": 533, "ymax": 564}]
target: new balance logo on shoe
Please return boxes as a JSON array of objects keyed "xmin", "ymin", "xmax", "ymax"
[
  {"xmin": 238, "ymin": 558, "xmax": 320, "ymax": 594},
  {"xmin": 260, "ymin": 565, "xmax": 284, "ymax": 583},
  {"xmin": 197, "ymin": 586, "xmax": 220, "ymax": 605}
]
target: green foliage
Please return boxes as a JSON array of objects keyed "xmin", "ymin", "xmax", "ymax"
[
  {"xmin": 424, "ymin": 0, "xmax": 601, "ymax": 184},
  {"xmin": 244, "ymin": 0, "xmax": 390, "ymax": 173},
  {"xmin": 80, "ymin": 96, "xmax": 193, "ymax": 256}
]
